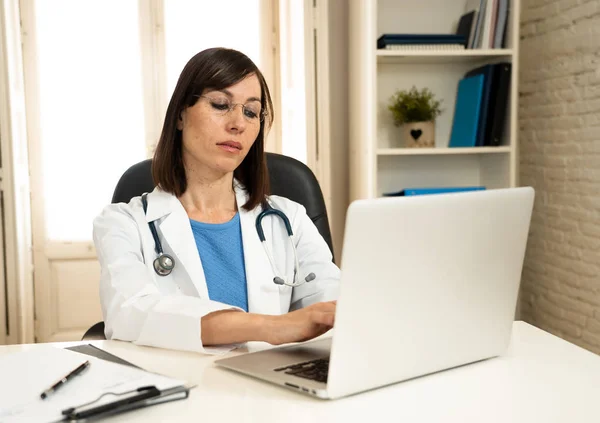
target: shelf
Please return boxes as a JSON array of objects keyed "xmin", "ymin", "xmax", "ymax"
[
  {"xmin": 376, "ymin": 49, "xmax": 514, "ymax": 64},
  {"xmin": 377, "ymin": 147, "xmax": 512, "ymax": 156},
  {"xmin": 349, "ymin": 0, "xmax": 520, "ymax": 199}
]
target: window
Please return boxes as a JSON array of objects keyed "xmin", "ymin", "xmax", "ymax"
[
  {"xmin": 279, "ymin": 0, "xmax": 308, "ymax": 164},
  {"xmin": 163, "ymin": 0, "xmax": 264, "ymax": 98},
  {"xmin": 29, "ymin": 0, "xmax": 274, "ymax": 243},
  {"xmin": 34, "ymin": 0, "xmax": 146, "ymax": 241}
]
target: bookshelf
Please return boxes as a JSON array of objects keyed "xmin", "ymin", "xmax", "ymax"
[{"xmin": 349, "ymin": 0, "xmax": 520, "ymax": 199}]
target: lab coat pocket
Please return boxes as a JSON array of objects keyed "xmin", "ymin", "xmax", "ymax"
[{"xmin": 154, "ymin": 273, "xmax": 181, "ymax": 296}]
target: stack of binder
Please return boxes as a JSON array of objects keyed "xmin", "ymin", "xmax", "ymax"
[
  {"xmin": 462, "ymin": 0, "xmax": 510, "ymax": 49},
  {"xmin": 449, "ymin": 62, "xmax": 511, "ymax": 147}
]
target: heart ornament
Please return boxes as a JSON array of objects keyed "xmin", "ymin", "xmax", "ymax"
[
  {"xmin": 402, "ymin": 121, "xmax": 435, "ymax": 148},
  {"xmin": 410, "ymin": 129, "xmax": 422, "ymax": 140}
]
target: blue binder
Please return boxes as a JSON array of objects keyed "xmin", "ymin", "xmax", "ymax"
[
  {"xmin": 403, "ymin": 187, "xmax": 485, "ymax": 196},
  {"xmin": 448, "ymin": 74, "xmax": 484, "ymax": 148},
  {"xmin": 383, "ymin": 186, "xmax": 486, "ymax": 196},
  {"xmin": 465, "ymin": 64, "xmax": 497, "ymax": 146}
]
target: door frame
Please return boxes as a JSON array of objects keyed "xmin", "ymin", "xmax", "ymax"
[
  {"xmin": 0, "ymin": 0, "xmax": 35, "ymax": 345},
  {"xmin": 303, "ymin": 0, "xmax": 332, "ymax": 214}
]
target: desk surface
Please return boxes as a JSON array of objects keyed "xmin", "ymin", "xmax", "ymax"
[{"xmin": 1, "ymin": 321, "xmax": 600, "ymax": 422}]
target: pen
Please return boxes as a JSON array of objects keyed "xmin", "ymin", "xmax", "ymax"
[{"xmin": 40, "ymin": 360, "xmax": 91, "ymax": 399}]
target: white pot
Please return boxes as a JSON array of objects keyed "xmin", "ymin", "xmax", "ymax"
[{"xmin": 402, "ymin": 121, "xmax": 435, "ymax": 148}]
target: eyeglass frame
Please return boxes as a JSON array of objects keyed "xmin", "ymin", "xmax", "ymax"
[{"xmin": 194, "ymin": 94, "xmax": 268, "ymax": 123}]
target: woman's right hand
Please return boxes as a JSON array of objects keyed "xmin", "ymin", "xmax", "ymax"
[{"xmin": 265, "ymin": 301, "xmax": 337, "ymax": 345}]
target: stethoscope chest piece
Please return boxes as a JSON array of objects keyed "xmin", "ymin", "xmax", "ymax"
[
  {"xmin": 143, "ymin": 193, "xmax": 176, "ymax": 277},
  {"xmin": 153, "ymin": 253, "xmax": 175, "ymax": 276}
]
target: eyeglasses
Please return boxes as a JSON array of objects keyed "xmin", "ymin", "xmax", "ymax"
[{"xmin": 195, "ymin": 95, "xmax": 266, "ymax": 123}]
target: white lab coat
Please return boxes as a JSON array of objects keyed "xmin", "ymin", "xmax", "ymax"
[{"xmin": 93, "ymin": 182, "xmax": 341, "ymax": 354}]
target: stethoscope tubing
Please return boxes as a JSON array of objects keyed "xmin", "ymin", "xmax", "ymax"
[{"xmin": 143, "ymin": 195, "xmax": 315, "ymax": 286}]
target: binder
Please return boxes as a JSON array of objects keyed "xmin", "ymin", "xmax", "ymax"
[
  {"xmin": 456, "ymin": 11, "xmax": 476, "ymax": 44},
  {"xmin": 448, "ymin": 74, "xmax": 484, "ymax": 148},
  {"xmin": 480, "ymin": 0, "xmax": 495, "ymax": 48},
  {"xmin": 487, "ymin": 63, "xmax": 511, "ymax": 146},
  {"xmin": 383, "ymin": 186, "xmax": 486, "ymax": 196},
  {"xmin": 464, "ymin": 0, "xmax": 484, "ymax": 48},
  {"xmin": 472, "ymin": 0, "xmax": 487, "ymax": 48},
  {"xmin": 383, "ymin": 44, "xmax": 465, "ymax": 51},
  {"xmin": 376, "ymin": 34, "xmax": 467, "ymax": 49},
  {"xmin": 403, "ymin": 187, "xmax": 485, "ymax": 196},
  {"xmin": 494, "ymin": 0, "xmax": 509, "ymax": 48},
  {"xmin": 464, "ymin": 64, "xmax": 497, "ymax": 146}
]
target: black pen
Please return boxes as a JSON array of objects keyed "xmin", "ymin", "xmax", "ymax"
[{"xmin": 40, "ymin": 360, "xmax": 91, "ymax": 399}]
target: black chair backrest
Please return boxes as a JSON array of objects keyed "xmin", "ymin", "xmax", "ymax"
[{"xmin": 111, "ymin": 152, "xmax": 334, "ymax": 258}]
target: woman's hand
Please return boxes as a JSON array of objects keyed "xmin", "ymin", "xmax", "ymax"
[
  {"xmin": 200, "ymin": 301, "xmax": 336, "ymax": 346},
  {"xmin": 265, "ymin": 301, "xmax": 337, "ymax": 345}
]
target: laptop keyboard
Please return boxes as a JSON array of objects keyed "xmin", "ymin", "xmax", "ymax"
[{"xmin": 274, "ymin": 358, "xmax": 329, "ymax": 383}]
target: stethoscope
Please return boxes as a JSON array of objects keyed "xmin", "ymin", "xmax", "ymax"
[
  {"xmin": 256, "ymin": 203, "xmax": 316, "ymax": 287},
  {"xmin": 142, "ymin": 194, "xmax": 175, "ymax": 276},
  {"xmin": 142, "ymin": 194, "xmax": 316, "ymax": 287}
]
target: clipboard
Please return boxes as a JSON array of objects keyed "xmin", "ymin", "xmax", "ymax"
[
  {"xmin": 60, "ymin": 384, "xmax": 191, "ymax": 421},
  {"xmin": 0, "ymin": 346, "xmax": 191, "ymax": 422},
  {"xmin": 58, "ymin": 345, "xmax": 193, "ymax": 420},
  {"xmin": 65, "ymin": 344, "xmax": 142, "ymax": 369}
]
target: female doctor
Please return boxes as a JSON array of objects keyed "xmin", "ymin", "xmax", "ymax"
[{"xmin": 93, "ymin": 47, "xmax": 341, "ymax": 354}]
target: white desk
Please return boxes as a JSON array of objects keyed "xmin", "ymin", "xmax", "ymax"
[{"xmin": 1, "ymin": 321, "xmax": 599, "ymax": 422}]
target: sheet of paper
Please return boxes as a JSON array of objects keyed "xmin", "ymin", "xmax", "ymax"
[{"xmin": 0, "ymin": 345, "xmax": 185, "ymax": 423}]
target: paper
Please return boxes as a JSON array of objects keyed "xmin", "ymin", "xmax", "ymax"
[{"xmin": 0, "ymin": 345, "xmax": 185, "ymax": 423}]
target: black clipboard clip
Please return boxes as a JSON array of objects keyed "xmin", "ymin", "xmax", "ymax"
[{"xmin": 61, "ymin": 385, "xmax": 161, "ymax": 420}]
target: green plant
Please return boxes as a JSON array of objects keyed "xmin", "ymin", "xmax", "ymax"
[{"xmin": 388, "ymin": 86, "xmax": 442, "ymax": 126}]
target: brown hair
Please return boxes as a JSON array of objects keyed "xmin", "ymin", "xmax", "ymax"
[{"xmin": 152, "ymin": 48, "xmax": 274, "ymax": 210}]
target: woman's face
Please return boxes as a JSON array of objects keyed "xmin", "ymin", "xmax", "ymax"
[{"xmin": 178, "ymin": 74, "xmax": 263, "ymax": 176}]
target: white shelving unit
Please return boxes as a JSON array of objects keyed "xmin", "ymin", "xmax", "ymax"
[{"xmin": 349, "ymin": 0, "xmax": 520, "ymax": 200}]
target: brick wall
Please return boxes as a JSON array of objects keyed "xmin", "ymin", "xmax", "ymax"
[{"xmin": 519, "ymin": 0, "xmax": 600, "ymax": 354}]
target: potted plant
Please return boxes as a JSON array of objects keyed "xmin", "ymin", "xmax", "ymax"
[{"xmin": 388, "ymin": 86, "xmax": 442, "ymax": 148}]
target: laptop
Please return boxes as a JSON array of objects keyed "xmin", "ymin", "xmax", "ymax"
[{"xmin": 215, "ymin": 187, "xmax": 535, "ymax": 399}]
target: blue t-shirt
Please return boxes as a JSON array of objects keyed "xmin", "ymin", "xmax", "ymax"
[{"xmin": 190, "ymin": 213, "xmax": 248, "ymax": 311}]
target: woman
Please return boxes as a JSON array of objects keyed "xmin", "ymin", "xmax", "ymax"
[{"xmin": 93, "ymin": 48, "xmax": 340, "ymax": 354}]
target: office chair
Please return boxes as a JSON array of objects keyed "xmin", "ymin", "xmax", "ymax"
[{"xmin": 82, "ymin": 153, "xmax": 334, "ymax": 340}]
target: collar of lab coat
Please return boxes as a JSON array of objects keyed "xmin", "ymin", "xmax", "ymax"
[{"xmin": 143, "ymin": 181, "xmax": 282, "ymax": 315}]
